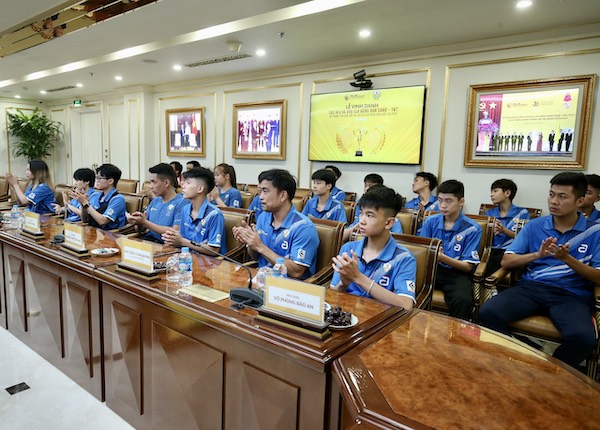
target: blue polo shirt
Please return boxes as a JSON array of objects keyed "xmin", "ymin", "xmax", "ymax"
[
  {"xmin": 331, "ymin": 186, "xmax": 346, "ymax": 201},
  {"xmin": 66, "ymin": 188, "xmax": 98, "ymax": 222},
  {"xmin": 248, "ymin": 195, "xmax": 263, "ymax": 216},
  {"xmin": 506, "ymin": 214, "xmax": 600, "ymax": 296},
  {"xmin": 586, "ymin": 207, "xmax": 600, "ymax": 222},
  {"xmin": 331, "ymin": 236, "xmax": 417, "ymax": 303},
  {"xmin": 485, "ymin": 204, "xmax": 531, "ymax": 249},
  {"xmin": 349, "ymin": 205, "xmax": 403, "ymax": 233},
  {"xmin": 405, "ymin": 194, "xmax": 439, "ymax": 211},
  {"xmin": 178, "ymin": 199, "xmax": 226, "ymax": 253},
  {"xmin": 302, "ymin": 195, "xmax": 347, "ymax": 222},
  {"xmin": 255, "ymin": 206, "xmax": 319, "ymax": 279},
  {"xmin": 218, "ymin": 187, "xmax": 242, "ymax": 208},
  {"xmin": 419, "ymin": 212, "xmax": 482, "ymax": 268},
  {"xmin": 25, "ymin": 183, "xmax": 56, "ymax": 214},
  {"xmin": 144, "ymin": 193, "xmax": 186, "ymax": 242},
  {"xmin": 88, "ymin": 188, "xmax": 126, "ymax": 229}
]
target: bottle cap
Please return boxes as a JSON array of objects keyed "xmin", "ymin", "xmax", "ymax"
[
  {"xmin": 181, "ymin": 247, "xmax": 190, "ymax": 253},
  {"xmin": 275, "ymin": 257, "xmax": 284, "ymax": 264}
]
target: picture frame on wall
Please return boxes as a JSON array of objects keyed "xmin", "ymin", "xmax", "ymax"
[
  {"xmin": 464, "ymin": 74, "xmax": 596, "ymax": 169},
  {"xmin": 166, "ymin": 107, "xmax": 206, "ymax": 157},
  {"xmin": 232, "ymin": 100, "xmax": 287, "ymax": 160}
]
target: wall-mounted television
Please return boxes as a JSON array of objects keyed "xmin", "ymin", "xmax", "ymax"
[{"xmin": 309, "ymin": 86, "xmax": 426, "ymax": 164}]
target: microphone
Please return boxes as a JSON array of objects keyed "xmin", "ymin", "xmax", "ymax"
[{"xmin": 192, "ymin": 241, "xmax": 264, "ymax": 308}]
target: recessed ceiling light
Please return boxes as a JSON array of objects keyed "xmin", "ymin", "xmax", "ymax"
[
  {"xmin": 516, "ymin": 0, "xmax": 532, "ymax": 8},
  {"xmin": 14, "ymin": 95, "xmax": 21, "ymax": 99},
  {"xmin": 359, "ymin": 29, "xmax": 371, "ymax": 38},
  {"xmin": 255, "ymin": 49, "xmax": 266, "ymax": 57},
  {"xmin": 76, "ymin": 83, "xmax": 83, "ymax": 88},
  {"xmin": 173, "ymin": 64, "xmax": 182, "ymax": 71},
  {"xmin": 40, "ymin": 90, "xmax": 47, "ymax": 94},
  {"xmin": 115, "ymin": 75, "xmax": 123, "ymax": 81}
]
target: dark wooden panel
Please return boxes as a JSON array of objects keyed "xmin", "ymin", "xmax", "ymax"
[
  {"xmin": 0, "ymin": 243, "xmax": 6, "ymax": 329},
  {"xmin": 5, "ymin": 249, "xmax": 27, "ymax": 336}
]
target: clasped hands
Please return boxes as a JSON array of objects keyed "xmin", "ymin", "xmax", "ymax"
[
  {"xmin": 538, "ymin": 237, "xmax": 570, "ymax": 261},
  {"xmin": 232, "ymin": 220, "xmax": 262, "ymax": 250},
  {"xmin": 332, "ymin": 250, "xmax": 361, "ymax": 287}
]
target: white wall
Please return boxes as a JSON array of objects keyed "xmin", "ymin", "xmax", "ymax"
[{"xmin": 37, "ymin": 31, "xmax": 599, "ymax": 213}]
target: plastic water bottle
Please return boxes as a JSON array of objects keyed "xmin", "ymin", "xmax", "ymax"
[
  {"xmin": 178, "ymin": 247, "xmax": 193, "ymax": 287},
  {"xmin": 272, "ymin": 257, "xmax": 287, "ymax": 278},
  {"xmin": 10, "ymin": 205, "xmax": 20, "ymax": 229},
  {"xmin": 166, "ymin": 254, "xmax": 181, "ymax": 283}
]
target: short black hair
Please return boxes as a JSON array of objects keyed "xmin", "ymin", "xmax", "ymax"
[
  {"xmin": 96, "ymin": 164, "xmax": 122, "ymax": 186},
  {"xmin": 311, "ymin": 169, "xmax": 337, "ymax": 186},
  {"xmin": 585, "ymin": 174, "xmax": 600, "ymax": 191},
  {"xmin": 324, "ymin": 165, "xmax": 341, "ymax": 179},
  {"xmin": 187, "ymin": 160, "xmax": 200, "ymax": 168},
  {"xmin": 415, "ymin": 172, "xmax": 438, "ymax": 191},
  {"xmin": 73, "ymin": 168, "xmax": 95, "ymax": 187},
  {"xmin": 491, "ymin": 178, "xmax": 518, "ymax": 201},
  {"xmin": 149, "ymin": 163, "xmax": 178, "ymax": 188},
  {"xmin": 358, "ymin": 185, "xmax": 403, "ymax": 217},
  {"xmin": 182, "ymin": 167, "xmax": 215, "ymax": 193},
  {"xmin": 550, "ymin": 172, "xmax": 587, "ymax": 199},
  {"xmin": 170, "ymin": 161, "xmax": 183, "ymax": 176},
  {"xmin": 438, "ymin": 179, "xmax": 464, "ymax": 199},
  {"xmin": 258, "ymin": 169, "xmax": 296, "ymax": 201},
  {"xmin": 364, "ymin": 173, "xmax": 384, "ymax": 185}
]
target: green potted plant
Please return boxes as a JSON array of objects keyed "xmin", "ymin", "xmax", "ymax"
[{"xmin": 6, "ymin": 108, "xmax": 63, "ymax": 160}]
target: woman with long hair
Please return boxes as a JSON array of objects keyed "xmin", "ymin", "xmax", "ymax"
[
  {"xmin": 210, "ymin": 163, "xmax": 242, "ymax": 208},
  {"xmin": 6, "ymin": 159, "xmax": 57, "ymax": 213}
]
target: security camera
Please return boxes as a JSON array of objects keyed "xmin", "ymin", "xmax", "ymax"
[
  {"xmin": 353, "ymin": 69, "xmax": 366, "ymax": 80},
  {"xmin": 350, "ymin": 69, "xmax": 373, "ymax": 90}
]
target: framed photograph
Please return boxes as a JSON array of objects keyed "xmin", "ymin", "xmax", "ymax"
[
  {"xmin": 464, "ymin": 75, "xmax": 596, "ymax": 169},
  {"xmin": 233, "ymin": 100, "xmax": 286, "ymax": 159},
  {"xmin": 166, "ymin": 107, "xmax": 206, "ymax": 157}
]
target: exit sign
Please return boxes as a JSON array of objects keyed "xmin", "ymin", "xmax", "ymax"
[{"xmin": 73, "ymin": 100, "xmax": 82, "ymax": 106}]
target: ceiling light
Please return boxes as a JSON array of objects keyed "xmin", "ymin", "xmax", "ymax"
[
  {"xmin": 255, "ymin": 49, "xmax": 266, "ymax": 57},
  {"xmin": 516, "ymin": 0, "xmax": 532, "ymax": 8},
  {"xmin": 115, "ymin": 75, "xmax": 123, "ymax": 81},
  {"xmin": 14, "ymin": 95, "xmax": 21, "ymax": 99},
  {"xmin": 76, "ymin": 82, "xmax": 83, "ymax": 87},
  {"xmin": 40, "ymin": 90, "xmax": 47, "ymax": 94},
  {"xmin": 173, "ymin": 64, "xmax": 182, "ymax": 71},
  {"xmin": 359, "ymin": 29, "xmax": 371, "ymax": 38}
]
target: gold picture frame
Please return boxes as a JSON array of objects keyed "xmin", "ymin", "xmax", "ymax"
[
  {"xmin": 232, "ymin": 100, "xmax": 286, "ymax": 160},
  {"xmin": 464, "ymin": 74, "xmax": 596, "ymax": 169},
  {"xmin": 165, "ymin": 107, "xmax": 206, "ymax": 157}
]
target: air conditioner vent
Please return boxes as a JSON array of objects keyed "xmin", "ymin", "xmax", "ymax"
[
  {"xmin": 47, "ymin": 85, "xmax": 76, "ymax": 92},
  {"xmin": 185, "ymin": 53, "xmax": 251, "ymax": 68}
]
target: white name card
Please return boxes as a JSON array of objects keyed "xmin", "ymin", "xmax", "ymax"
[
  {"xmin": 64, "ymin": 223, "xmax": 85, "ymax": 250},
  {"xmin": 24, "ymin": 212, "xmax": 41, "ymax": 233},
  {"xmin": 264, "ymin": 276, "xmax": 325, "ymax": 324},
  {"xmin": 121, "ymin": 238, "xmax": 154, "ymax": 273}
]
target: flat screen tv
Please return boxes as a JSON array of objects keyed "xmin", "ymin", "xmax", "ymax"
[{"xmin": 309, "ymin": 86, "xmax": 426, "ymax": 164}]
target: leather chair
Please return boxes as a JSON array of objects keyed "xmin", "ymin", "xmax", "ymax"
[
  {"xmin": 0, "ymin": 178, "xmax": 29, "ymax": 210},
  {"xmin": 396, "ymin": 210, "xmax": 419, "ymax": 235},
  {"xmin": 295, "ymin": 187, "xmax": 312, "ymax": 199},
  {"xmin": 0, "ymin": 177, "xmax": 9, "ymax": 202},
  {"xmin": 220, "ymin": 207, "xmax": 255, "ymax": 261},
  {"xmin": 426, "ymin": 213, "xmax": 495, "ymax": 319},
  {"xmin": 479, "ymin": 203, "xmax": 542, "ymax": 219},
  {"xmin": 54, "ymin": 183, "xmax": 74, "ymax": 207},
  {"xmin": 304, "ymin": 218, "xmax": 346, "ymax": 285},
  {"xmin": 245, "ymin": 184, "xmax": 258, "ymax": 195},
  {"xmin": 112, "ymin": 192, "xmax": 147, "ymax": 234},
  {"xmin": 292, "ymin": 195, "xmax": 308, "ymax": 212},
  {"xmin": 344, "ymin": 192, "xmax": 357, "ymax": 202},
  {"xmin": 342, "ymin": 201, "xmax": 356, "ymax": 224},
  {"xmin": 240, "ymin": 192, "xmax": 255, "ymax": 209},
  {"xmin": 116, "ymin": 178, "xmax": 139, "ymax": 194},
  {"xmin": 483, "ymin": 268, "xmax": 600, "ymax": 380}
]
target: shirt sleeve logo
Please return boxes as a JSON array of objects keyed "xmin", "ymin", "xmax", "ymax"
[
  {"xmin": 471, "ymin": 250, "xmax": 479, "ymax": 259},
  {"xmin": 233, "ymin": 201, "xmax": 240, "ymax": 208},
  {"xmin": 406, "ymin": 280, "xmax": 416, "ymax": 293},
  {"xmin": 297, "ymin": 249, "xmax": 306, "ymax": 260},
  {"xmin": 216, "ymin": 234, "xmax": 222, "ymax": 244},
  {"xmin": 106, "ymin": 208, "xmax": 114, "ymax": 216}
]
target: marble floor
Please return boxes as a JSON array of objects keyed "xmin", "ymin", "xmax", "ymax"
[{"xmin": 0, "ymin": 327, "xmax": 133, "ymax": 430}]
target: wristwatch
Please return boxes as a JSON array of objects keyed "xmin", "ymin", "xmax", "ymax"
[{"xmin": 82, "ymin": 203, "xmax": 89, "ymax": 209}]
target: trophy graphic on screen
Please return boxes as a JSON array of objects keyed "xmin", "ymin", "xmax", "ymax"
[{"xmin": 353, "ymin": 127, "xmax": 368, "ymax": 156}]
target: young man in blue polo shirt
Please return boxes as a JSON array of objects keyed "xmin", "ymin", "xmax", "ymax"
[
  {"xmin": 405, "ymin": 171, "xmax": 439, "ymax": 211},
  {"xmin": 128, "ymin": 163, "xmax": 186, "ymax": 243},
  {"xmin": 480, "ymin": 172, "xmax": 600, "ymax": 370},
  {"xmin": 53, "ymin": 168, "xmax": 98, "ymax": 222},
  {"xmin": 331, "ymin": 186, "xmax": 416, "ymax": 309},
  {"xmin": 325, "ymin": 165, "xmax": 346, "ymax": 201},
  {"xmin": 72, "ymin": 164, "xmax": 126, "ymax": 230},
  {"xmin": 162, "ymin": 167, "xmax": 226, "ymax": 255},
  {"xmin": 419, "ymin": 180, "xmax": 482, "ymax": 320},
  {"xmin": 233, "ymin": 169, "xmax": 319, "ymax": 280},
  {"xmin": 485, "ymin": 178, "xmax": 530, "ymax": 275},
  {"xmin": 578, "ymin": 174, "xmax": 600, "ymax": 222},
  {"xmin": 302, "ymin": 169, "xmax": 347, "ymax": 222}
]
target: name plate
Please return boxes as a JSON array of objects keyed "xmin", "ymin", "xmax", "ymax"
[
  {"xmin": 264, "ymin": 276, "xmax": 325, "ymax": 324},
  {"xmin": 121, "ymin": 238, "xmax": 154, "ymax": 273},
  {"xmin": 64, "ymin": 223, "xmax": 86, "ymax": 250},
  {"xmin": 24, "ymin": 211, "xmax": 41, "ymax": 233}
]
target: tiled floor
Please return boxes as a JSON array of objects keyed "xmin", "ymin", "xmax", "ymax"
[{"xmin": 0, "ymin": 327, "xmax": 133, "ymax": 430}]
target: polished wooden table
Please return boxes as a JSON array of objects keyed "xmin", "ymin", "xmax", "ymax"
[{"xmin": 333, "ymin": 309, "xmax": 600, "ymax": 430}]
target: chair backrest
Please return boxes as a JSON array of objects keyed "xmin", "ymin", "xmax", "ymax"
[
  {"xmin": 345, "ymin": 192, "xmax": 357, "ymax": 202},
  {"xmin": 464, "ymin": 213, "xmax": 495, "ymax": 257},
  {"xmin": 116, "ymin": 178, "xmax": 139, "ymax": 194},
  {"xmin": 120, "ymin": 192, "xmax": 146, "ymax": 214},
  {"xmin": 240, "ymin": 192, "xmax": 255, "ymax": 209},
  {"xmin": 220, "ymin": 207, "xmax": 255, "ymax": 256},
  {"xmin": 292, "ymin": 195, "xmax": 308, "ymax": 212},
  {"xmin": 391, "ymin": 233, "xmax": 441, "ymax": 309},
  {"xmin": 295, "ymin": 187, "xmax": 312, "ymax": 199},
  {"xmin": 396, "ymin": 210, "xmax": 419, "ymax": 235},
  {"xmin": 245, "ymin": 184, "xmax": 258, "ymax": 195},
  {"xmin": 478, "ymin": 203, "xmax": 542, "ymax": 219},
  {"xmin": 0, "ymin": 177, "xmax": 9, "ymax": 199},
  {"xmin": 54, "ymin": 184, "xmax": 74, "ymax": 206},
  {"xmin": 141, "ymin": 180, "xmax": 151, "ymax": 191},
  {"xmin": 311, "ymin": 218, "xmax": 345, "ymax": 275},
  {"xmin": 9, "ymin": 178, "xmax": 29, "ymax": 202},
  {"xmin": 342, "ymin": 201, "xmax": 356, "ymax": 224}
]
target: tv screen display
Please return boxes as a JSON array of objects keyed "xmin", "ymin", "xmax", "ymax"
[{"xmin": 309, "ymin": 86, "xmax": 426, "ymax": 164}]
